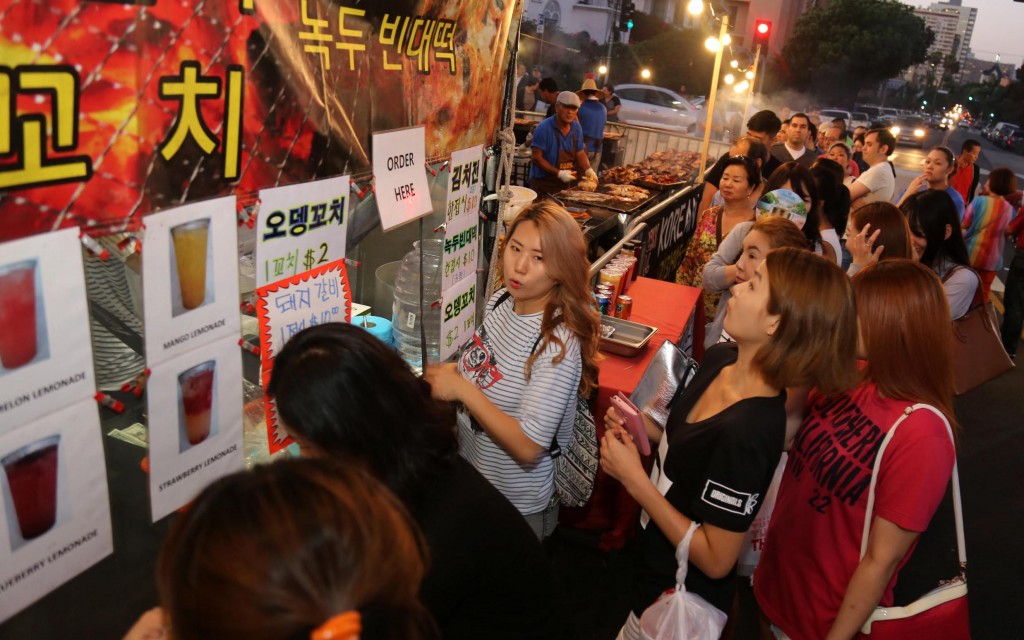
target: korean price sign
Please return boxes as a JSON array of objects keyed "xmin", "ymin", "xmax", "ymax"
[
  {"xmin": 256, "ymin": 176, "xmax": 350, "ymax": 287},
  {"xmin": 372, "ymin": 126, "xmax": 433, "ymax": 231},
  {"xmin": 439, "ymin": 275, "xmax": 477, "ymax": 362},
  {"xmin": 442, "ymin": 215, "xmax": 479, "ymax": 291},
  {"xmin": 445, "ymin": 145, "xmax": 483, "ymax": 226}
]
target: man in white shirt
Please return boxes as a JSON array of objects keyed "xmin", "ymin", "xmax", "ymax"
[
  {"xmin": 848, "ymin": 128, "xmax": 896, "ymax": 209},
  {"xmin": 771, "ymin": 112, "xmax": 815, "ymax": 168}
]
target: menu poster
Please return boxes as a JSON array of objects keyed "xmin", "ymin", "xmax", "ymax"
[
  {"xmin": 372, "ymin": 126, "xmax": 433, "ymax": 231},
  {"xmin": 255, "ymin": 176, "xmax": 350, "ymax": 288},
  {"xmin": 255, "ymin": 260, "xmax": 352, "ymax": 452},
  {"xmin": 0, "ymin": 399, "xmax": 113, "ymax": 623},
  {"xmin": 146, "ymin": 336, "xmax": 244, "ymax": 522},
  {"xmin": 441, "ymin": 145, "xmax": 483, "ymax": 291},
  {"xmin": 0, "ymin": 228, "xmax": 95, "ymax": 434},
  {"xmin": 142, "ymin": 197, "xmax": 241, "ymax": 367},
  {"xmin": 438, "ymin": 274, "xmax": 477, "ymax": 362}
]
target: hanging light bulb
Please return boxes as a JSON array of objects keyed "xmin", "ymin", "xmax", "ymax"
[
  {"xmin": 598, "ymin": 65, "xmax": 608, "ymax": 75},
  {"xmin": 721, "ymin": 33, "xmax": 732, "ymax": 46},
  {"xmin": 745, "ymin": 70, "xmax": 755, "ymax": 80},
  {"xmin": 687, "ymin": 0, "xmax": 704, "ymax": 15},
  {"xmin": 640, "ymin": 68, "xmax": 652, "ymax": 80},
  {"xmin": 724, "ymin": 73, "xmax": 735, "ymax": 85},
  {"xmin": 705, "ymin": 36, "xmax": 720, "ymax": 52},
  {"xmin": 734, "ymin": 80, "xmax": 750, "ymax": 93},
  {"xmin": 730, "ymin": 59, "xmax": 739, "ymax": 69}
]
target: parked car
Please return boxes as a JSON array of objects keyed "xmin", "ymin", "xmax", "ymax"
[
  {"xmin": 818, "ymin": 109, "xmax": 853, "ymax": 127},
  {"xmin": 995, "ymin": 124, "xmax": 1020, "ymax": 149},
  {"xmin": 614, "ymin": 85, "xmax": 701, "ymax": 133},
  {"xmin": 850, "ymin": 111, "xmax": 871, "ymax": 130},
  {"xmin": 1005, "ymin": 130, "xmax": 1024, "ymax": 155},
  {"xmin": 889, "ymin": 117, "xmax": 928, "ymax": 147}
]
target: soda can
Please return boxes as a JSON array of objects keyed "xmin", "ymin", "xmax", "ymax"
[
  {"xmin": 615, "ymin": 295, "xmax": 633, "ymax": 320},
  {"xmin": 597, "ymin": 295, "xmax": 611, "ymax": 316}
]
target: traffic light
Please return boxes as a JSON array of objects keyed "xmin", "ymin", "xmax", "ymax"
[
  {"xmin": 753, "ymin": 19, "xmax": 772, "ymax": 49},
  {"xmin": 619, "ymin": 1, "xmax": 635, "ymax": 31}
]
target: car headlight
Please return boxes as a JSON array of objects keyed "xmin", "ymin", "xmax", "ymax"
[
  {"xmin": 914, "ymin": 128, "xmax": 925, "ymax": 137},
  {"xmin": 890, "ymin": 126, "xmax": 901, "ymax": 135}
]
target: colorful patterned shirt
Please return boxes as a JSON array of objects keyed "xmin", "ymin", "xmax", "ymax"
[{"xmin": 962, "ymin": 196, "xmax": 1015, "ymax": 271}]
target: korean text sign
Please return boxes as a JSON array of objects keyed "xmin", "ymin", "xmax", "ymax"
[
  {"xmin": 439, "ymin": 274, "xmax": 477, "ymax": 362},
  {"xmin": 442, "ymin": 145, "xmax": 483, "ymax": 290}
]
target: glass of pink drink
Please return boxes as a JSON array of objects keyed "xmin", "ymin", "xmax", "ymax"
[
  {"xmin": 0, "ymin": 259, "xmax": 40, "ymax": 370},
  {"xmin": 3, "ymin": 435, "xmax": 60, "ymax": 541},
  {"xmin": 179, "ymin": 361, "xmax": 215, "ymax": 449}
]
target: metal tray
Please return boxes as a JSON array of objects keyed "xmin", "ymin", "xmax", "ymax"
[
  {"xmin": 599, "ymin": 316, "xmax": 658, "ymax": 357},
  {"xmin": 556, "ymin": 191, "xmax": 649, "ymax": 214}
]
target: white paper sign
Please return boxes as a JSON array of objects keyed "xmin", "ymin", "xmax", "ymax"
[
  {"xmin": 142, "ymin": 197, "xmax": 242, "ymax": 366},
  {"xmin": 147, "ymin": 336, "xmax": 245, "ymax": 522},
  {"xmin": 439, "ymin": 274, "xmax": 477, "ymax": 362},
  {"xmin": 0, "ymin": 399, "xmax": 113, "ymax": 622},
  {"xmin": 442, "ymin": 145, "xmax": 483, "ymax": 290},
  {"xmin": 0, "ymin": 228, "xmax": 96, "ymax": 434},
  {"xmin": 372, "ymin": 126, "xmax": 433, "ymax": 231},
  {"xmin": 255, "ymin": 176, "xmax": 350, "ymax": 287}
]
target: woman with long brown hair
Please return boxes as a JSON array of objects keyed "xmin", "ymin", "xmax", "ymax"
[
  {"xmin": 426, "ymin": 201, "xmax": 601, "ymax": 539},
  {"xmin": 603, "ymin": 248, "xmax": 859, "ymax": 638},
  {"xmin": 124, "ymin": 459, "xmax": 436, "ymax": 640},
  {"xmin": 755, "ymin": 259, "xmax": 957, "ymax": 640},
  {"xmin": 845, "ymin": 201, "xmax": 914, "ymax": 276}
]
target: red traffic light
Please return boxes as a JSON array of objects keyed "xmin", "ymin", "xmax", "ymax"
[{"xmin": 753, "ymin": 19, "xmax": 772, "ymax": 48}]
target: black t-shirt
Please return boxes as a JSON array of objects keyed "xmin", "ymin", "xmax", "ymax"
[
  {"xmin": 631, "ymin": 343, "xmax": 786, "ymax": 615},
  {"xmin": 606, "ymin": 95, "xmax": 622, "ymax": 122},
  {"xmin": 409, "ymin": 457, "xmax": 561, "ymax": 640}
]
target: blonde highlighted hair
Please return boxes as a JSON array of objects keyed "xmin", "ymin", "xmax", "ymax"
[{"xmin": 497, "ymin": 202, "xmax": 601, "ymax": 396}]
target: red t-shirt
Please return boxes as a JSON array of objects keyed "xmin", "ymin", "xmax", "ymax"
[
  {"xmin": 949, "ymin": 163, "xmax": 975, "ymax": 204},
  {"xmin": 753, "ymin": 383, "xmax": 955, "ymax": 640}
]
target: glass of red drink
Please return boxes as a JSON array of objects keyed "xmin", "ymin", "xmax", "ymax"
[
  {"xmin": 178, "ymin": 361, "xmax": 216, "ymax": 450},
  {"xmin": 0, "ymin": 259, "xmax": 41, "ymax": 370},
  {"xmin": 3, "ymin": 435, "xmax": 60, "ymax": 541}
]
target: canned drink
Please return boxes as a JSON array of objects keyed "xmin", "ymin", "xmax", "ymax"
[
  {"xmin": 615, "ymin": 295, "xmax": 633, "ymax": 320},
  {"xmin": 597, "ymin": 295, "xmax": 611, "ymax": 316}
]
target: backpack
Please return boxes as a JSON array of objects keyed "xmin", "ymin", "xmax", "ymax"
[{"xmin": 492, "ymin": 291, "xmax": 598, "ymax": 508}]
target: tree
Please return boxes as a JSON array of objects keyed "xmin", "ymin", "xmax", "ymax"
[{"xmin": 779, "ymin": 0, "xmax": 934, "ymax": 104}]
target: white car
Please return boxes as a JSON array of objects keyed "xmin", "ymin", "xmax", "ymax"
[
  {"xmin": 818, "ymin": 109, "xmax": 852, "ymax": 127},
  {"xmin": 614, "ymin": 85, "xmax": 701, "ymax": 132}
]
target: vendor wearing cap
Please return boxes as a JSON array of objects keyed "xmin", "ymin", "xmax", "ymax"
[
  {"xmin": 577, "ymin": 77, "xmax": 607, "ymax": 169},
  {"xmin": 529, "ymin": 91, "xmax": 596, "ymax": 196}
]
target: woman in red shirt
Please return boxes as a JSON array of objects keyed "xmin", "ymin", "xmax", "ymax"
[{"xmin": 754, "ymin": 259, "xmax": 956, "ymax": 640}]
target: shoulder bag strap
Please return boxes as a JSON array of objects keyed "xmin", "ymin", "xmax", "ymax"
[
  {"xmin": 860, "ymin": 404, "xmax": 966, "ymax": 570},
  {"xmin": 941, "ymin": 266, "xmax": 986, "ymax": 311}
]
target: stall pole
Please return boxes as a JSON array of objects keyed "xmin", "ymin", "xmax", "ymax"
[
  {"xmin": 697, "ymin": 14, "xmax": 728, "ymax": 180},
  {"xmin": 741, "ymin": 44, "xmax": 761, "ymax": 131}
]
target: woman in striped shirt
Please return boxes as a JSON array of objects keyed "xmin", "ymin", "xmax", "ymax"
[{"xmin": 426, "ymin": 202, "xmax": 601, "ymax": 540}]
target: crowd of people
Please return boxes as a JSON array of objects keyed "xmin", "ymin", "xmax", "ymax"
[{"xmin": 121, "ymin": 103, "xmax": 1021, "ymax": 640}]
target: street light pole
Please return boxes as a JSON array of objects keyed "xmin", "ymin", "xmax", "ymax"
[{"xmin": 698, "ymin": 14, "xmax": 729, "ymax": 180}]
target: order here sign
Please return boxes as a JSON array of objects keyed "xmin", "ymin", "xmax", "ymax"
[{"xmin": 372, "ymin": 126, "xmax": 433, "ymax": 231}]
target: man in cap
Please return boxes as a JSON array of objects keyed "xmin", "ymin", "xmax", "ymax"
[
  {"xmin": 576, "ymin": 76, "xmax": 607, "ymax": 170},
  {"xmin": 529, "ymin": 91, "xmax": 596, "ymax": 195}
]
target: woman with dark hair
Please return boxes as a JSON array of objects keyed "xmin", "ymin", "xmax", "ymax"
[
  {"xmin": 756, "ymin": 259, "xmax": 957, "ymax": 640},
  {"xmin": 901, "ymin": 190, "xmax": 978, "ymax": 319},
  {"xmin": 267, "ymin": 324, "xmax": 560, "ymax": 640},
  {"xmin": 846, "ymin": 201, "xmax": 914, "ymax": 276},
  {"xmin": 810, "ymin": 157, "xmax": 852, "ymax": 261},
  {"xmin": 605, "ymin": 248, "xmax": 859, "ymax": 638},
  {"xmin": 125, "ymin": 459, "xmax": 436, "ymax": 640},
  {"xmin": 962, "ymin": 166, "xmax": 1019, "ymax": 301},
  {"xmin": 825, "ymin": 142, "xmax": 859, "ymax": 183},
  {"xmin": 676, "ymin": 155, "xmax": 761, "ymax": 319},
  {"xmin": 763, "ymin": 161, "xmax": 835, "ymax": 263},
  {"xmin": 895, "ymin": 146, "xmax": 966, "ymax": 219},
  {"xmin": 426, "ymin": 202, "xmax": 601, "ymax": 541}
]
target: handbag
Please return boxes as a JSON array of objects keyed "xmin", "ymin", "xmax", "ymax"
[
  {"xmin": 638, "ymin": 522, "xmax": 729, "ymax": 640},
  {"xmin": 859, "ymin": 404, "xmax": 970, "ymax": 639},
  {"xmin": 944, "ymin": 267, "xmax": 1014, "ymax": 394},
  {"xmin": 629, "ymin": 340, "xmax": 699, "ymax": 430}
]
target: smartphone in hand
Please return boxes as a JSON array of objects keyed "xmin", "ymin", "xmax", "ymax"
[{"xmin": 610, "ymin": 392, "xmax": 651, "ymax": 456}]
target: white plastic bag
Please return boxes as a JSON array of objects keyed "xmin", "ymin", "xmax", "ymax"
[
  {"xmin": 737, "ymin": 453, "xmax": 787, "ymax": 576},
  {"xmin": 639, "ymin": 522, "xmax": 729, "ymax": 640}
]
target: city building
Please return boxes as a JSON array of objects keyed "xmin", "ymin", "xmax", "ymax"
[
  {"xmin": 960, "ymin": 56, "xmax": 1017, "ymax": 84},
  {"xmin": 907, "ymin": 0, "xmax": 977, "ymax": 84}
]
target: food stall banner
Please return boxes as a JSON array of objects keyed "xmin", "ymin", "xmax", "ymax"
[
  {"xmin": 371, "ymin": 126, "xmax": 433, "ymax": 231},
  {"xmin": 442, "ymin": 144, "xmax": 483, "ymax": 290},
  {"xmin": 0, "ymin": 398, "xmax": 113, "ymax": 622},
  {"xmin": 0, "ymin": 228, "xmax": 96, "ymax": 434},
  {"xmin": 141, "ymin": 197, "xmax": 242, "ymax": 367},
  {"xmin": 639, "ymin": 185, "xmax": 704, "ymax": 283},
  {"xmin": 439, "ymin": 272, "xmax": 477, "ymax": 362},
  {"xmin": 255, "ymin": 176, "xmax": 350, "ymax": 287},
  {"xmin": 255, "ymin": 259, "xmax": 352, "ymax": 452},
  {"xmin": 146, "ymin": 336, "xmax": 245, "ymax": 522},
  {"xmin": 0, "ymin": 0, "xmax": 520, "ymax": 243}
]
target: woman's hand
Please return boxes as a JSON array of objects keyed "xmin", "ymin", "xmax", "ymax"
[
  {"xmin": 423, "ymin": 363, "xmax": 468, "ymax": 403},
  {"xmin": 600, "ymin": 426, "xmax": 647, "ymax": 491},
  {"xmin": 907, "ymin": 174, "xmax": 928, "ymax": 194},
  {"xmin": 604, "ymin": 405, "xmax": 625, "ymax": 432},
  {"xmin": 849, "ymin": 223, "xmax": 884, "ymax": 266},
  {"xmin": 123, "ymin": 608, "xmax": 168, "ymax": 640}
]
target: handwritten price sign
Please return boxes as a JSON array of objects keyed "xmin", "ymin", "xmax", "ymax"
[
  {"xmin": 442, "ymin": 145, "xmax": 483, "ymax": 290},
  {"xmin": 439, "ymin": 275, "xmax": 476, "ymax": 361}
]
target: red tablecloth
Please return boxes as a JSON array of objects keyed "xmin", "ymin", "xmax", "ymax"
[{"xmin": 559, "ymin": 277, "xmax": 703, "ymax": 549}]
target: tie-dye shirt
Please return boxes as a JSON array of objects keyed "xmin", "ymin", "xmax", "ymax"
[{"xmin": 962, "ymin": 196, "xmax": 1015, "ymax": 271}]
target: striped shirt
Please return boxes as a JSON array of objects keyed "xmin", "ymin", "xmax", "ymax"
[
  {"xmin": 962, "ymin": 196, "xmax": 1015, "ymax": 271},
  {"xmin": 457, "ymin": 289, "xmax": 581, "ymax": 515}
]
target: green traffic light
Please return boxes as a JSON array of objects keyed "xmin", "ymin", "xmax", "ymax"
[{"xmin": 627, "ymin": 19, "xmax": 634, "ymax": 29}]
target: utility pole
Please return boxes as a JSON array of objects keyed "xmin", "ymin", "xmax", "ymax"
[{"xmin": 604, "ymin": 0, "xmax": 622, "ymax": 80}]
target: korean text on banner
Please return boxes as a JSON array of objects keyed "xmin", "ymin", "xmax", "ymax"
[
  {"xmin": 439, "ymin": 274, "xmax": 477, "ymax": 362},
  {"xmin": 442, "ymin": 145, "xmax": 483, "ymax": 290},
  {"xmin": 372, "ymin": 126, "xmax": 433, "ymax": 231},
  {"xmin": 255, "ymin": 260, "xmax": 352, "ymax": 452},
  {"xmin": 0, "ymin": 228, "xmax": 95, "ymax": 434},
  {"xmin": 256, "ymin": 176, "xmax": 350, "ymax": 288}
]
